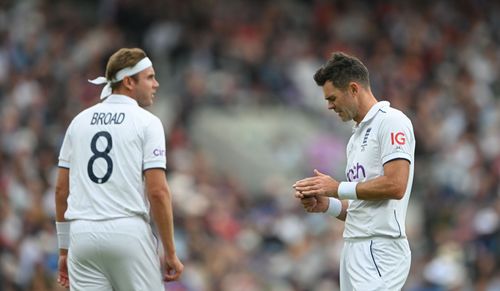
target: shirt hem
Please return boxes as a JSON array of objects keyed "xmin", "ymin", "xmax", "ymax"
[
  {"xmin": 144, "ymin": 161, "xmax": 166, "ymax": 170},
  {"xmin": 58, "ymin": 161, "xmax": 70, "ymax": 168},
  {"xmin": 381, "ymin": 152, "xmax": 412, "ymax": 165}
]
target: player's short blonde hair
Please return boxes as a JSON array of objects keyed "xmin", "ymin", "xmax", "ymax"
[{"xmin": 105, "ymin": 48, "xmax": 147, "ymax": 90}]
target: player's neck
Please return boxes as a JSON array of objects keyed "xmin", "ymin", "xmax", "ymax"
[
  {"xmin": 354, "ymin": 93, "xmax": 378, "ymax": 124},
  {"xmin": 113, "ymin": 88, "xmax": 136, "ymax": 101}
]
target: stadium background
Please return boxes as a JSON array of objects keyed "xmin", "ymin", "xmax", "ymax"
[{"xmin": 1, "ymin": 0, "xmax": 499, "ymax": 290}]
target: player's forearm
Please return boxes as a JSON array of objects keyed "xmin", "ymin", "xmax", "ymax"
[
  {"xmin": 337, "ymin": 200, "xmax": 349, "ymax": 220},
  {"xmin": 55, "ymin": 168, "xmax": 70, "ymax": 222},
  {"xmin": 355, "ymin": 175, "xmax": 406, "ymax": 200},
  {"xmin": 55, "ymin": 193, "xmax": 68, "ymax": 221},
  {"xmin": 149, "ymin": 190, "xmax": 176, "ymax": 256},
  {"xmin": 54, "ymin": 169, "xmax": 70, "ymax": 255}
]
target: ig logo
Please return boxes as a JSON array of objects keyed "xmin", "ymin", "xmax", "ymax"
[{"xmin": 390, "ymin": 132, "xmax": 406, "ymax": 145}]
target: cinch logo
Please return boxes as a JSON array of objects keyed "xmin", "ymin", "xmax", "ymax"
[
  {"xmin": 346, "ymin": 162, "xmax": 366, "ymax": 182},
  {"xmin": 153, "ymin": 149, "xmax": 165, "ymax": 156},
  {"xmin": 390, "ymin": 132, "xmax": 406, "ymax": 145}
]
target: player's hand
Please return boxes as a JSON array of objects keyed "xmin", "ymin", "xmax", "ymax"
[
  {"xmin": 293, "ymin": 169, "xmax": 339, "ymax": 198},
  {"xmin": 163, "ymin": 254, "xmax": 184, "ymax": 282},
  {"xmin": 57, "ymin": 253, "xmax": 70, "ymax": 289},
  {"xmin": 299, "ymin": 196, "xmax": 329, "ymax": 213}
]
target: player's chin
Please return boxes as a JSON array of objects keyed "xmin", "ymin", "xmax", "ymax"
[
  {"xmin": 340, "ymin": 113, "xmax": 352, "ymax": 122},
  {"xmin": 144, "ymin": 96, "xmax": 154, "ymax": 106}
]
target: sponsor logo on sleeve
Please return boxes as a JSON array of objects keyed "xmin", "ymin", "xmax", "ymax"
[
  {"xmin": 153, "ymin": 149, "xmax": 166, "ymax": 157},
  {"xmin": 390, "ymin": 132, "xmax": 406, "ymax": 145}
]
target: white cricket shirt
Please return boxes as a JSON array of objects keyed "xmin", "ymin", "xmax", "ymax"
[
  {"xmin": 343, "ymin": 101, "xmax": 415, "ymax": 239},
  {"xmin": 58, "ymin": 94, "xmax": 167, "ymax": 221}
]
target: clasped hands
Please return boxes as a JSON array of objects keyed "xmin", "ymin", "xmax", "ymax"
[{"xmin": 293, "ymin": 169, "xmax": 339, "ymax": 213}]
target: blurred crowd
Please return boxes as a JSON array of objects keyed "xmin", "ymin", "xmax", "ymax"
[{"xmin": 1, "ymin": 0, "xmax": 500, "ymax": 290}]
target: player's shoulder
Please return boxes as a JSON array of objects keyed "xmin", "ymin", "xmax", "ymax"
[
  {"xmin": 133, "ymin": 106, "xmax": 162, "ymax": 125},
  {"xmin": 377, "ymin": 104, "xmax": 412, "ymax": 126},
  {"xmin": 135, "ymin": 106, "xmax": 158, "ymax": 118},
  {"xmin": 70, "ymin": 103, "xmax": 102, "ymax": 125}
]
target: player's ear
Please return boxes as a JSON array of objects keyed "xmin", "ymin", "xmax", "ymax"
[
  {"xmin": 347, "ymin": 82, "xmax": 360, "ymax": 96},
  {"xmin": 122, "ymin": 76, "xmax": 134, "ymax": 90},
  {"xmin": 349, "ymin": 82, "xmax": 359, "ymax": 96}
]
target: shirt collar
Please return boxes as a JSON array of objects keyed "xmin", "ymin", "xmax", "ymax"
[
  {"xmin": 102, "ymin": 94, "xmax": 138, "ymax": 106},
  {"xmin": 352, "ymin": 101, "xmax": 390, "ymax": 132}
]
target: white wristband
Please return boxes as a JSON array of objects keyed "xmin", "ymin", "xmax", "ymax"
[
  {"xmin": 326, "ymin": 198, "xmax": 342, "ymax": 217},
  {"xmin": 338, "ymin": 182, "xmax": 358, "ymax": 200},
  {"xmin": 56, "ymin": 222, "xmax": 70, "ymax": 249}
]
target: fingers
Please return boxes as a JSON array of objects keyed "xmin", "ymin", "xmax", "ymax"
[
  {"xmin": 294, "ymin": 173, "xmax": 333, "ymax": 198},
  {"xmin": 294, "ymin": 186, "xmax": 320, "ymax": 198},
  {"xmin": 301, "ymin": 197, "xmax": 317, "ymax": 211},
  {"xmin": 164, "ymin": 259, "xmax": 184, "ymax": 282},
  {"xmin": 295, "ymin": 191, "xmax": 312, "ymax": 198},
  {"xmin": 164, "ymin": 264, "xmax": 184, "ymax": 282},
  {"xmin": 293, "ymin": 179, "xmax": 315, "ymax": 190},
  {"xmin": 57, "ymin": 256, "xmax": 69, "ymax": 288},
  {"xmin": 295, "ymin": 189, "xmax": 318, "ymax": 198},
  {"xmin": 293, "ymin": 177, "xmax": 317, "ymax": 187},
  {"xmin": 314, "ymin": 169, "xmax": 326, "ymax": 176},
  {"xmin": 301, "ymin": 197, "xmax": 316, "ymax": 207},
  {"xmin": 294, "ymin": 190, "xmax": 302, "ymax": 199},
  {"xmin": 305, "ymin": 205, "xmax": 316, "ymax": 212},
  {"xmin": 57, "ymin": 272, "xmax": 69, "ymax": 288},
  {"xmin": 164, "ymin": 269, "xmax": 181, "ymax": 282}
]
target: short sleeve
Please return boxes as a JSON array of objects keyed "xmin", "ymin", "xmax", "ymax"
[
  {"xmin": 378, "ymin": 111, "xmax": 414, "ymax": 165},
  {"xmin": 143, "ymin": 116, "xmax": 167, "ymax": 170},
  {"xmin": 58, "ymin": 123, "xmax": 73, "ymax": 168}
]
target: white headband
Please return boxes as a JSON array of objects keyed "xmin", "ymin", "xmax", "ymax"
[{"xmin": 88, "ymin": 57, "xmax": 153, "ymax": 99}]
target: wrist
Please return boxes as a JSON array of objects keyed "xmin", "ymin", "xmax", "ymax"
[
  {"xmin": 56, "ymin": 221, "xmax": 70, "ymax": 249},
  {"xmin": 164, "ymin": 245, "xmax": 176, "ymax": 256},
  {"xmin": 165, "ymin": 252, "xmax": 177, "ymax": 260},
  {"xmin": 337, "ymin": 182, "xmax": 358, "ymax": 200},
  {"xmin": 325, "ymin": 198, "xmax": 342, "ymax": 217}
]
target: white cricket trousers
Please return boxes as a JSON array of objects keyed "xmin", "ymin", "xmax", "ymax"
[
  {"xmin": 340, "ymin": 237, "xmax": 411, "ymax": 291},
  {"xmin": 67, "ymin": 216, "xmax": 164, "ymax": 291}
]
